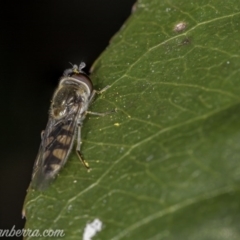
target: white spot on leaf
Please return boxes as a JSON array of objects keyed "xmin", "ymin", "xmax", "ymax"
[
  {"xmin": 174, "ymin": 22, "xmax": 187, "ymax": 32},
  {"xmin": 83, "ymin": 219, "xmax": 103, "ymax": 240}
]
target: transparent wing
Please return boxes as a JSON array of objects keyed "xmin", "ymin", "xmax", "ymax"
[{"xmin": 31, "ymin": 108, "xmax": 81, "ymax": 190}]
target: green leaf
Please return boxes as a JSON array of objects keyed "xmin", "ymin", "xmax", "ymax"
[{"xmin": 23, "ymin": 0, "xmax": 240, "ymax": 239}]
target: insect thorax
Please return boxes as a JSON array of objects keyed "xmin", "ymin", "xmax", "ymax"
[{"xmin": 51, "ymin": 82, "xmax": 90, "ymax": 119}]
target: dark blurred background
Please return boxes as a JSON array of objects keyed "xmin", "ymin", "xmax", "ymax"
[{"xmin": 0, "ymin": 0, "xmax": 135, "ymax": 238}]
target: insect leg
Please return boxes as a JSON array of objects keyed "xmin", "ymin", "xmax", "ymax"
[
  {"xmin": 76, "ymin": 125, "xmax": 90, "ymax": 169},
  {"xmin": 88, "ymin": 85, "xmax": 111, "ymax": 104},
  {"xmin": 86, "ymin": 109, "xmax": 116, "ymax": 116},
  {"xmin": 87, "ymin": 85, "xmax": 116, "ymax": 116},
  {"xmin": 96, "ymin": 85, "xmax": 111, "ymax": 94}
]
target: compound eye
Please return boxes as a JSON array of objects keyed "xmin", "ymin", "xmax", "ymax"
[{"xmin": 72, "ymin": 73, "xmax": 93, "ymax": 94}]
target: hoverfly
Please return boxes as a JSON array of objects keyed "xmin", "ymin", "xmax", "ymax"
[{"xmin": 31, "ymin": 63, "xmax": 111, "ymax": 190}]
